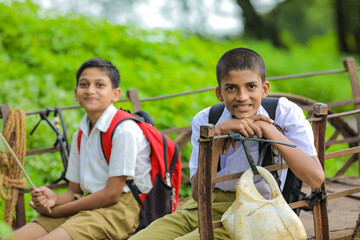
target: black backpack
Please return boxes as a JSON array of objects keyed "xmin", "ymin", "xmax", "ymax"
[{"xmin": 208, "ymin": 97, "xmax": 305, "ymax": 215}]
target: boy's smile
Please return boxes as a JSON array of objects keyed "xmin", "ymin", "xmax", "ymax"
[
  {"xmin": 75, "ymin": 67, "xmax": 121, "ymax": 122},
  {"xmin": 216, "ymin": 70, "xmax": 269, "ymax": 119}
]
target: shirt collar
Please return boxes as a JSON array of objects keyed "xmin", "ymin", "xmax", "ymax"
[{"xmin": 79, "ymin": 104, "xmax": 117, "ymax": 136}]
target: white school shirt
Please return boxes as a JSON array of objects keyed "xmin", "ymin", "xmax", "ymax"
[
  {"xmin": 66, "ymin": 104, "xmax": 152, "ymax": 194},
  {"xmin": 189, "ymin": 97, "xmax": 317, "ymax": 198}
]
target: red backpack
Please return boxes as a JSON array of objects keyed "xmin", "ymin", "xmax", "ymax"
[{"xmin": 77, "ymin": 109, "xmax": 182, "ymax": 230}]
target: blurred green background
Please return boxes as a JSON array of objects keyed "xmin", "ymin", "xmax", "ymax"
[{"xmin": 1, "ymin": 0, "xmax": 360, "ymax": 228}]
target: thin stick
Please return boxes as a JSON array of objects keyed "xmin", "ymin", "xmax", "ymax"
[
  {"xmin": 0, "ymin": 132, "xmax": 52, "ymax": 214},
  {"xmin": 0, "ymin": 133, "xmax": 35, "ymax": 188}
]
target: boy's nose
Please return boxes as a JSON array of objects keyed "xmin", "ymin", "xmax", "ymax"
[
  {"xmin": 86, "ymin": 84, "xmax": 96, "ymax": 94},
  {"xmin": 236, "ymin": 89, "xmax": 249, "ymax": 101}
]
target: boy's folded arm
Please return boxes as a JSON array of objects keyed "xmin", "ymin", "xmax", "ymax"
[
  {"xmin": 257, "ymin": 121, "xmax": 325, "ymax": 189},
  {"xmin": 44, "ymin": 176, "xmax": 127, "ymax": 218},
  {"xmin": 53, "ymin": 181, "xmax": 83, "ymax": 206},
  {"xmin": 214, "ymin": 115, "xmax": 273, "ymax": 139}
]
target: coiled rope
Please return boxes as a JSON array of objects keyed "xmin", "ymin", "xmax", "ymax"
[{"xmin": 0, "ymin": 109, "xmax": 26, "ymax": 226}]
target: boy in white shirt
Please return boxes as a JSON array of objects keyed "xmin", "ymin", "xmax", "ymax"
[
  {"xmin": 130, "ymin": 48, "xmax": 325, "ymax": 239},
  {"xmin": 14, "ymin": 58, "xmax": 152, "ymax": 240}
]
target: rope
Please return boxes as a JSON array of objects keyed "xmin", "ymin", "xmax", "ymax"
[{"xmin": 0, "ymin": 109, "xmax": 26, "ymax": 227}]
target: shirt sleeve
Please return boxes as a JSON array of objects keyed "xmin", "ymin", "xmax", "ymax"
[
  {"xmin": 65, "ymin": 131, "xmax": 80, "ymax": 183},
  {"xmin": 189, "ymin": 107, "xmax": 210, "ymax": 180},
  {"xmin": 275, "ymin": 97, "xmax": 317, "ymax": 156}
]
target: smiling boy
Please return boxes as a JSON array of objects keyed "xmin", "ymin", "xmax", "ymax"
[
  {"xmin": 130, "ymin": 48, "xmax": 325, "ymax": 240},
  {"xmin": 13, "ymin": 58, "xmax": 152, "ymax": 240}
]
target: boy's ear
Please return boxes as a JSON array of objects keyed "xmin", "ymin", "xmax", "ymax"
[
  {"xmin": 215, "ymin": 86, "xmax": 224, "ymax": 102},
  {"xmin": 74, "ymin": 87, "xmax": 78, "ymax": 101},
  {"xmin": 262, "ymin": 81, "xmax": 270, "ymax": 98},
  {"xmin": 112, "ymin": 88, "xmax": 121, "ymax": 102}
]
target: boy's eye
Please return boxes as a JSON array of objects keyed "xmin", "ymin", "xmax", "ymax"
[
  {"xmin": 79, "ymin": 82, "xmax": 88, "ymax": 88},
  {"xmin": 225, "ymin": 86, "xmax": 235, "ymax": 91},
  {"xmin": 96, "ymin": 83, "xmax": 105, "ymax": 87},
  {"xmin": 248, "ymin": 84, "xmax": 257, "ymax": 89}
]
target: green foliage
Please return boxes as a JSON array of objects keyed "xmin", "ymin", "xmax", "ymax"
[
  {"xmin": 0, "ymin": 220, "xmax": 13, "ymax": 239},
  {"xmin": 1, "ymin": 0, "xmax": 360, "ymax": 223}
]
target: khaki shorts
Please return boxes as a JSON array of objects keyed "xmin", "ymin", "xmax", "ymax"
[
  {"xmin": 130, "ymin": 189, "xmax": 236, "ymax": 240},
  {"xmin": 33, "ymin": 192, "xmax": 140, "ymax": 240}
]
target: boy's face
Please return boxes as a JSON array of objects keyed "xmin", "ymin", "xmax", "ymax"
[
  {"xmin": 216, "ymin": 70, "xmax": 269, "ymax": 119},
  {"xmin": 74, "ymin": 67, "xmax": 121, "ymax": 117}
]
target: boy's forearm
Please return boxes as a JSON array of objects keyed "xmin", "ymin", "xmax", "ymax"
[
  {"xmin": 54, "ymin": 182, "xmax": 82, "ymax": 206},
  {"xmin": 261, "ymin": 123, "xmax": 325, "ymax": 189},
  {"xmin": 50, "ymin": 189, "xmax": 119, "ymax": 217},
  {"xmin": 49, "ymin": 177, "xmax": 126, "ymax": 217}
]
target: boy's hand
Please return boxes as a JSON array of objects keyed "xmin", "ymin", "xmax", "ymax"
[
  {"xmin": 215, "ymin": 115, "xmax": 273, "ymax": 154},
  {"xmin": 30, "ymin": 186, "xmax": 56, "ymax": 210},
  {"xmin": 215, "ymin": 114, "xmax": 273, "ymax": 138}
]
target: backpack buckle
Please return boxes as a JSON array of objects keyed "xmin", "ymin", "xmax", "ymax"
[
  {"xmin": 165, "ymin": 172, "xmax": 171, "ymax": 187},
  {"xmin": 304, "ymin": 187, "xmax": 327, "ymax": 209}
]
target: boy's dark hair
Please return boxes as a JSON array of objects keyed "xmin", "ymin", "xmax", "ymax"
[
  {"xmin": 216, "ymin": 48, "xmax": 266, "ymax": 86},
  {"xmin": 76, "ymin": 58, "xmax": 120, "ymax": 88}
]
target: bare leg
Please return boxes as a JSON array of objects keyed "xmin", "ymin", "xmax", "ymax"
[
  {"xmin": 38, "ymin": 227, "xmax": 72, "ymax": 240},
  {"xmin": 13, "ymin": 222, "xmax": 48, "ymax": 240}
]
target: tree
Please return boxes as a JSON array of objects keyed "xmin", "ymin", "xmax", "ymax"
[
  {"xmin": 235, "ymin": 0, "xmax": 284, "ymax": 47},
  {"xmin": 335, "ymin": 0, "xmax": 360, "ymax": 55}
]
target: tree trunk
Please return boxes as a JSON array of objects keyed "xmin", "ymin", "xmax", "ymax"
[{"xmin": 236, "ymin": 0, "xmax": 284, "ymax": 47}]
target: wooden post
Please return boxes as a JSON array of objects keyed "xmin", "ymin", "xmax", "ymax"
[
  {"xmin": 312, "ymin": 103, "xmax": 329, "ymax": 240},
  {"xmin": 127, "ymin": 88, "xmax": 142, "ymax": 112},
  {"xmin": 15, "ymin": 192, "xmax": 26, "ymax": 228},
  {"xmin": 198, "ymin": 124, "xmax": 215, "ymax": 240},
  {"xmin": 0, "ymin": 104, "xmax": 10, "ymax": 125},
  {"xmin": 343, "ymin": 58, "xmax": 360, "ymax": 175}
]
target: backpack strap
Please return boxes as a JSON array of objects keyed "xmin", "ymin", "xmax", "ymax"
[
  {"xmin": 208, "ymin": 103, "xmax": 225, "ymax": 125},
  {"xmin": 76, "ymin": 110, "xmax": 139, "ymax": 163},
  {"xmin": 101, "ymin": 110, "xmax": 139, "ymax": 163},
  {"xmin": 77, "ymin": 130, "xmax": 82, "ymax": 153},
  {"xmin": 261, "ymin": 97, "xmax": 278, "ymax": 120},
  {"xmin": 260, "ymin": 97, "xmax": 279, "ymax": 168}
]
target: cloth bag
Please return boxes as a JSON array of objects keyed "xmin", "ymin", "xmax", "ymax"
[{"xmin": 221, "ymin": 166, "xmax": 307, "ymax": 240}]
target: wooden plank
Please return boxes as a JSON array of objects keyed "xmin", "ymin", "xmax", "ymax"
[
  {"xmin": 325, "ymin": 146, "xmax": 360, "ymax": 159},
  {"xmin": 198, "ymin": 124, "xmax": 215, "ymax": 240},
  {"xmin": 335, "ymin": 155, "xmax": 357, "ymax": 177},
  {"xmin": 327, "ymin": 187, "xmax": 360, "ymax": 200},
  {"xmin": 127, "ymin": 88, "xmax": 142, "ymax": 112},
  {"xmin": 212, "ymin": 163, "xmax": 289, "ymax": 184},
  {"xmin": 312, "ymin": 103, "xmax": 330, "ymax": 240},
  {"xmin": 19, "ymin": 183, "xmax": 68, "ymax": 194},
  {"xmin": 0, "ymin": 104, "xmax": 10, "ymax": 125},
  {"xmin": 15, "ymin": 193, "xmax": 25, "ymax": 228},
  {"xmin": 161, "ymin": 126, "xmax": 192, "ymax": 135},
  {"xmin": 326, "ymin": 136, "xmax": 360, "ymax": 147},
  {"xmin": 172, "ymin": 128, "xmax": 192, "ymax": 151},
  {"xmin": 325, "ymin": 130, "xmax": 340, "ymax": 149},
  {"xmin": 343, "ymin": 58, "xmax": 360, "ymax": 175},
  {"xmin": 26, "ymin": 147, "xmax": 62, "ymax": 156}
]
